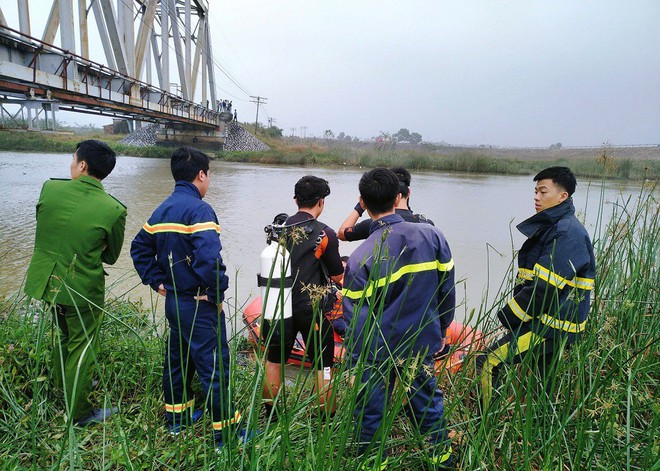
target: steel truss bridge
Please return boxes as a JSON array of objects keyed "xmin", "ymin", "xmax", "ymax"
[{"xmin": 0, "ymin": 0, "xmax": 229, "ymax": 143}]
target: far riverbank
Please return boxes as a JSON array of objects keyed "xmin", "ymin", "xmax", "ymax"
[{"xmin": 0, "ymin": 127, "xmax": 657, "ymax": 181}]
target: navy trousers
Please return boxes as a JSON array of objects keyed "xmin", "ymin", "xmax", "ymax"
[
  {"xmin": 476, "ymin": 327, "xmax": 559, "ymax": 408},
  {"xmin": 163, "ymin": 295, "xmax": 239, "ymax": 437},
  {"xmin": 354, "ymin": 356, "xmax": 447, "ymax": 451}
]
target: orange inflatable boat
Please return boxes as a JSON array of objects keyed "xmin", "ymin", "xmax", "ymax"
[{"xmin": 242, "ymin": 297, "xmax": 483, "ymax": 374}]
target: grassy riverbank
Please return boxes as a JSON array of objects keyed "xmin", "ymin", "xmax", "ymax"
[
  {"xmin": 1, "ymin": 128, "xmax": 658, "ymax": 181},
  {"xmin": 1, "ymin": 187, "xmax": 657, "ymax": 469},
  {"xmin": 0, "ymin": 129, "xmax": 172, "ymax": 158},
  {"xmin": 226, "ymin": 136, "xmax": 660, "ymax": 181}
]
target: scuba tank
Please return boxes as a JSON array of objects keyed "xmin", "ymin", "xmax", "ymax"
[{"xmin": 258, "ymin": 213, "xmax": 293, "ymax": 320}]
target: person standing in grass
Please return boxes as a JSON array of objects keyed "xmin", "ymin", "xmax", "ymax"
[
  {"xmin": 25, "ymin": 139, "xmax": 126, "ymax": 426},
  {"xmin": 476, "ymin": 166, "xmax": 596, "ymax": 408},
  {"xmin": 131, "ymin": 147, "xmax": 243, "ymax": 449},
  {"xmin": 342, "ymin": 168, "xmax": 455, "ymax": 467},
  {"xmin": 337, "ymin": 166, "xmax": 433, "ymax": 242},
  {"xmin": 261, "ymin": 176, "xmax": 344, "ymax": 420}
]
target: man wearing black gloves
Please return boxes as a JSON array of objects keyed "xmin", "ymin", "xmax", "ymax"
[
  {"xmin": 338, "ymin": 166, "xmax": 433, "ymax": 241},
  {"xmin": 342, "ymin": 168, "xmax": 455, "ymax": 467}
]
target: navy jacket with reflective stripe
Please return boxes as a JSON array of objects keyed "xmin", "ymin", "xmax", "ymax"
[
  {"xmin": 130, "ymin": 181, "xmax": 228, "ymax": 303},
  {"xmin": 342, "ymin": 213, "xmax": 455, "ymax": 363},
  {"xmin": 498, "ymin": 198, "xmax": 596, "ymax": 343}
]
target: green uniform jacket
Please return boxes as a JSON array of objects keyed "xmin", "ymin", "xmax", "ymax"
[{"xmin": 25, "ymin": 175, "xmax": 127, "ymax": 307}]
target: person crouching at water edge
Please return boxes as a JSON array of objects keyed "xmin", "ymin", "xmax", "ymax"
[
  {"xmin": 476, "ymin": 166, "xmax": 596, "ymax": 409},
  {"xmin": 131, "ymin": 147, "xmax": 250, "ymax": 450},
  {"xmin": 342, "ymin": 168, "xmax": 456, "ymax": 468},
  {"xmin": 25, "ymin": 139, "xmax": 126, "ymax": 427}
]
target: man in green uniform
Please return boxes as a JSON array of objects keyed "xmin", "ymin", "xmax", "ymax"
[{"xmin": 25, "ymin": 140, "xmax": 126, "ymax": 426}]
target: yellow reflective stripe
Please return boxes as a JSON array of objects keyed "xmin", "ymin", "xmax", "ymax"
[
  {"xmin": 533, "ymin": 263, "xmax": 594, "ymax": 291},
  {"xmin": 165, "ymin": 399, "xmax": 195, "ymax": 413},
  {"xmin": 533, "ymin": 263, "xmax": 567, "ymax": 288},
  {"xmin": 515, "ymin": 330, "xmax": 545, "ymax": 355},
  {"xmin": 212, "ymin": 411, "xmax": 242, "ymax": 430},
  {"xmin": 343, "ymin": 259, "xmax": 454, "ymax": 300},
  {"xmin": 540, "ymin": 314, "xmax": 587, "ymax": 333},
  {"xmin": 508, "ymin": 293, "xmax": 587, "ymax": 333},
  {"xmin": 571, "ymin": 276, "xmax": 595, "ymax": 290},
  {"xmin": 507, "ymin": 298, "xmax": 532, "ymax": 322},
  {"xmin": 480, "ymin": 331, "xmax": 544, "ymax": 407},
  {"xmin": 143, "ymin": 221, "xmax": 221, "ymax": 235},
  {"xmin": 481, "ymin": 341, "xmax": 509, "ymax": 407},
  {"xmin": 517, "ymin": 268, "xmax": 535, "ymax": 281}
]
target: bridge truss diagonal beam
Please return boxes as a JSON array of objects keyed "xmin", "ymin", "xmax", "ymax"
[{"xmin": 0, "ymin": 0, "xmax": 222, "ymax": 131}]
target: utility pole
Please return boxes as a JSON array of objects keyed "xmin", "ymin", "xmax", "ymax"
[
  {"xmin": 300, "ymin": 126, "xmax": 307, "ymax": 139},
  {"xmin": 290, "ymin": 127, "xmax": 296, "ymax": 137},
  {"xmin": 250, "ymin": 95, "xmax": 268, "ymax": 134},
  {"xmin": 267, "ymin": 117, "xmax": 276, "ymax": 128}
]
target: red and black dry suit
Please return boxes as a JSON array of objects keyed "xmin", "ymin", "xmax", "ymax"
[
  {"xmin": 477, "ymin": 198, "xmax": 596, "ymax": 406},
  {"xmin": 262, "ymin": 211, "xmax": 343, "ymax": 369},
  {"xmin": 130, "ymin": 181, "xmax": 238, "ymax": 437},
  {"xmin": 342, "ymin": 213, "xmax": 455, "ymax": 457}
]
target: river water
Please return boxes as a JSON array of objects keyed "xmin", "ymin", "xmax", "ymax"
[{"xmin": 0, "ymin": 151, "xmax": 642, "ymax": 335}]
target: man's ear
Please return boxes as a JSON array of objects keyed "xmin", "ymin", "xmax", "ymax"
[
  {"xmin": 79, "ymin": 159, "xmax": 88, "ymax": 175},
  {"xmin": 394, "ymin": 193, "xmax": 402, "ymax": 207},
  {"xmin": 358, "ymin": 196, "xmax": 366, "ymax": 211},
  {"xmin": 558, "ymin": 191, "xmax": 569, "ymax": 203}
]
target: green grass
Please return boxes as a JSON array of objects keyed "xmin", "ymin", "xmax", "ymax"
[
  {"xmin": 0, "ymin": 188, "xmax": 658, "ymax": 469},
  {"xmin": 0, "ymin": 129, "xmax": 173, "ymax": 158},
  {"xmin": 1, "ymin": 128, "xmax": 658, "ymax": 180}
]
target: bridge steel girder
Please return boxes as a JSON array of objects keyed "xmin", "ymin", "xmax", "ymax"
[
  {"xmin": 0, "ymin": 0, "xmax": 219, "ymax": 130},
  {"xmin": 0, "ymin": 28, "xmax": 219, "ymax": 131}
]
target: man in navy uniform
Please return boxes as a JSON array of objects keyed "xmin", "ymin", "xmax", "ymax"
[
  {"xmin": 131, "ymin": 147, "xmax": 243, "ymax": 449},
  {"xmin": 342, "ymin": 168, "xmax": 455, "ymax": 467},
  {"xmin": 477, "ymin": 166, "xmax": 596, "ymax": 407}
]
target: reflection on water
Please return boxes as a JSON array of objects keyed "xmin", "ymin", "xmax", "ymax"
[{"xmin": 0, "ymin": 151, "xmax": 643, "ymax": 335}]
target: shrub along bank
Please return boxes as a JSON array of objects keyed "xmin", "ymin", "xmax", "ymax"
[
  {"xmin": 0, "ymin": 185, "xmax": 657, "ymax": 469},
  {"xmin": 0, "ymin": 128, "xmax": 658, "ymax": 181}
]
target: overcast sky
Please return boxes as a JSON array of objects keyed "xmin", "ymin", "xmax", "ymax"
[{"xmin": 3, "ymin": 1, "xmax": 659, "ymax": 146}]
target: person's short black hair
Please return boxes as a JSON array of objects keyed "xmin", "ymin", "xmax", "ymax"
[
  {"xmin": 294, "ymin": 175, "xmax": 330, "ymax": 208},
  {"xmin": 359, "ymin": 168, "xmax": 399, "ymax": 215},
  {"xmin": 170, "ymin": 146, "xmax": 210, "ymax": 182},
  {"xmin": 389, "ymin": 166, "xmax": 411, "ymax": 197},
  {"xmin": 75, "ymin": 140, "xmax": 116, "ymax": 180},
  {"xmin": 534, "ymin": 166, "xmax": 576, "ymax": 196}
]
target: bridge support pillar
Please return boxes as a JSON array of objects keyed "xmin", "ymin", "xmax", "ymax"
[{"xmin": 157, "ymin": 122, "xmax": 227, "ymax": 150}]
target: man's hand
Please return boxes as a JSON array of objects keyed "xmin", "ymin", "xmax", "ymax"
[
  {"xmin": 193, "ymin": 295, "xmax": 221, "ymax": 312},
  {"xmin": 157, "ymin": 284, "xmax": 166, "ymax": 297}
]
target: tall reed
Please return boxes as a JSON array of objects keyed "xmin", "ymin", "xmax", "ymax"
[{"xmin": 0, "ymin": 185, "xmax": 657, "ymax": 469}]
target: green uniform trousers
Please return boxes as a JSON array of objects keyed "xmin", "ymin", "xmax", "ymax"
[{"xmin": 52, "ymin": 304, "xmax": 103, "ymax": 421}]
